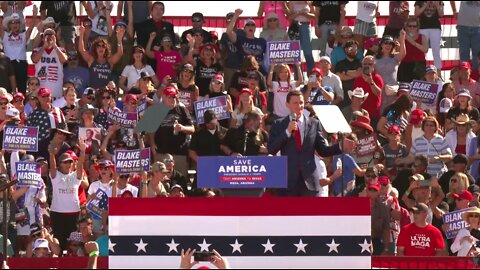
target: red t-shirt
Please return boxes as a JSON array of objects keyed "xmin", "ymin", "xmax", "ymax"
[
  {"xmin": 397, "ymin": 223, "xmax": 444, "ymax": 256},
  {"xmin": 354, "ymin": 73, "xmax": 384, "ymax": 118}
]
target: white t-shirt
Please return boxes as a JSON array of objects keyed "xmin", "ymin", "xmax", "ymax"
[
  {"xmin": 270, "ymin": 81, "xmax": 297, "ymax": 117},
  {"xmin": 315, "ymin": 155, "xmax": 329, "ymax": 197},
  {"xmin": 89, "ymin": 1, "xmax": 113, "ymax": 36},
  {"xmin": 50, "ymin": 171, "xmax": 81, "ymax": 213},
  {"xmin": 3, "ymin": 32, "xmax": 27, "ymax": 61},
  {"xmin": 357, "ymin": 1, "xmax": 378, "ymax": 23},
  {"xmin": 33, "ymin": 46, "xmax": 66, "ymax": 98},
  {"xmin": 117, "ymin": 184, "xmax": 139, "ymax": 197},
  {"xmin": 121, "ymin": 65, "xmax": 156, "ymax": 90},
  {"xmin": 88, "ymin": 180, "xmax": 113, "ymax": 198}
]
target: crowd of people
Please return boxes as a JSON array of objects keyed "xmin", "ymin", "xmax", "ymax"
[{"xmin": 0, "ymin": 0, "xmax": 477, "ymax": 265}]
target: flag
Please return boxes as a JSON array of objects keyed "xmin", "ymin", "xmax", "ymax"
[{"xmin": 109, "ymin": 197, "xmax": 372, "ymax": 269}]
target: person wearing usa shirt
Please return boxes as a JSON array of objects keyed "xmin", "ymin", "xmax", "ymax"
[
  {"xmin": 397, "ymin": 202, "xmax": 445, "ymax": 256},
  {"xmin": 353, "ymin": 55, "xmax": 384, "ymax": 129},
  {"xmin": 31, "ymin": 28, "xmax": 68, "ymax": 99},
  {"xmin": 26, "ymin": 87, "xmax": 66, "ymax": 143},
  {"xmin": 268, "ymin": 90, "xmax": 355, "ymax": 197}
]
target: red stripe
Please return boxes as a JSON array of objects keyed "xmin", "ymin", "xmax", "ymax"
[{"xmin": 109, "ymin": 197, "xmax": 371, "ymax": 216}]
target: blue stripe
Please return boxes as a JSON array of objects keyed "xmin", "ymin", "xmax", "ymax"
[{"xmin": 109, "ymin": 235, "xmax": 372, "ymax": 257}]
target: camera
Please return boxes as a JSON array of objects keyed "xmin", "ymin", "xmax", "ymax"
[
  {"xmin": 308, "ymin": 74, "xmax": 317, "ymax": 83},
  {"xmin": 362, "ymin": 66, "xmax": 371, "ymax": 76},
  {"xmin": 194, "ymin": 251, "xmax": 214, "ymax": 262},
  {"xmin": 419, "ymin": 179, "xmax": 431, "ymax": 187}
]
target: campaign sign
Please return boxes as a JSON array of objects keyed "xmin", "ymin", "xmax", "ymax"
[
  {"xmin": 107, "ymin": 109, "xmax": 138, "ymax": 128},
  {"xmin": 356, "ymin": 134, "xmax": 377, "ymax": 157},
  {"xmin": 197, "ymin": 156, "xmax": 287, "ymax": 189},
  {"xmin": 194, "ymin": 96, "xmax": 230, "ymax": 124},
  {"xmin": 410, "ymin": 80, "xmax": 439, "ymax": 105},
  {"xmin": 114, "ymin": 148, "xmax": 150, "ymax": 174},
  {"xmin": 137, "ymin": 97, "xmax": 147, "ymax": 118},
  {"xmin": 2, "ymin": 126, "xmax": 38, "ymax": 152},
  {"xmin": 443, "ymin": 208, "xmax": 471, "ymax": 239},
  {"xmin": 266, "ymin": 41, "xmax": 301, "ymax": 65},
  {"xmin": 15, "ymin": 162, "xmax": 42, "ymax": 188},
  {"xmin": 86, "ymin": 189, "xmax": 109, "ymax": 219}
]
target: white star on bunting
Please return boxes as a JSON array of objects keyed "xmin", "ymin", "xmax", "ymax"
[
  {"xmin": 262, "ymin": 239, "xmax": 276, "ymax": 254},
  {"xmin": 359, "ymin": 238, "xmax": 372, "ymax": 254},
  {"xmin": 166, "ymin": 238, "xmax": 179, "ymax": 253},
  {"xmin": 197, "ymin": 238, "xmax": 212, "ymax": 252},
  {"xmin": 109, "ymin": 239, "xmax": 116, "ymax": 253},
  {"xmin": 326, "ymin": 238, "xmax": 340, "ymax": 254},
  {"xmin": 135, "ymin": 238, "xmax": 148, "ymax": 253},
  {"xmin": 294, "ymin": 239, "xmax": 308, "ymax": 254},
  {"xmin": 230, "ymin": 239, "xmax": 244, "ymax": 254}
]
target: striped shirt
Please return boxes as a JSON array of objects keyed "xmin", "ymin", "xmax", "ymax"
[{"xmin": 410, "ymin": 134, "xmax": 452, "ymax": 176}]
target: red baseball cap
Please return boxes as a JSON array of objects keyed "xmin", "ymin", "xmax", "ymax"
[
  {"xmin": 387, "ymin": 125, "xmax": 401, "ymax": 135},
  {"xmin": 367, "ymin": 182, "xmax": 381, "ymax": 191},
  {"xmin": 124, "ymin": 94, "xmax": 138, "ymax": 103},
  {"xmin": 13, "ymin": 92, "xmax": 25, "ymax": 101},
  {"xmin": 240, "ymin": 88, "xmax": 252, "ymax": 96},
  {"xmin": 38, "ymin": 87, "xmax": 51, "ymax": 97},
  {"xmin": 212, "ymin": 74, "xmax": 224, "ymax": 84},
  {"xmin": 410, "ymin": 109, "xmax": 425, "ymax": 125},
  {"xmin": 310, "ymin": 67, "xmax": 322, "ymax": 76},
  {"xmin": 65, "ymin": 150, "xmax": 78, "ymax": 161},
  {"xmin": 163, "ymin": 86, "xmax": 178, "ymax": 96},
  {"xmin": 452, "ymin": 190, "xmax": 473, "ymax": 201},
  {"xmin": 459, "ymin": 61, "xmax": 471, "ymax": 70}
]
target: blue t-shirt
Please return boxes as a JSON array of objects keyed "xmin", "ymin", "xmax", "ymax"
[
  {"xmin": 96, "ymin": 235, "xmax": 109, "ymax": 256},
  {"xmin": 302, "ymin": 85, "xmax": 334, "ymax": 105},
  {"xmin": 468, "ymin": 137, "xmax": 480, "ymax": 182},
  {"xmin": 220, "ymin": 29, "xmax": 245, "ymax": 69},
  {"xmin": 331, "ymin": 46, "xmax": 364, "ymax": 68},
  {"xmin": 236, "ymin": 35, "xmax": 267, "ymax": 72},
  {"xmin": 332, "ymin": 154, "xmax": 359, "ymax": 196},
  {"xmin": 64, "ymin": 66, "xmax": 90, "ymax": 96}
]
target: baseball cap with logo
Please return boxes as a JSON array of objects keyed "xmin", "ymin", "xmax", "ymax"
[
  {"xmin": 32, "ymin": 238, "xmax": 50, "ymax": 252},
  {"xmin": 163, "ymin": 86, "xmax": 178, "ymax": 97},
  {"xmin": 459, "ymin": 61, "xmax": 471, "ymax": 70},
  {"xmin": 38, "ymin": 87, "xmax": 51, "ymax": 97},
  {"xmin": 387, "ymin": 125, "xmax": 401, "ymax": 135},
  {"xmin": 212, "ymin": 74, "xmax": 224, "ymax": 84}
]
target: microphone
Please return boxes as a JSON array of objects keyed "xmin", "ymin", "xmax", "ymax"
[
  {"xmin": 243, "ymin": 131, "xmax": 249, "ymax": 155},
  {"xmin": 291, "ymin": 113, "xmax": 297, "ymax": 138}
]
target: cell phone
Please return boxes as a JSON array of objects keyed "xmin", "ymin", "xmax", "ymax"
[
  {"xmin": 362, "ymin": 66, "xmax": 370, "ymax": 76},
  {"xmin": 419, "ymin": 179, "xmax": 431, "ymax": 187},
  {"xmin": 308, "ymin": 74, "xmax": 317, "ymax": 83},
  {"xmin": 194, "ymin": 251, "xmax": 214, "ymax": 262}
]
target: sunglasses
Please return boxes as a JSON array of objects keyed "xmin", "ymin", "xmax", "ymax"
[
  {"xmin": 162, "ymin": 39, "xmax": 172, "ymax": 43},
  {"xmin": 471, "ymin": 214, "xmax": 480, "ymax": 218},
  {"xmin": 29, "ymin": 96, "xmax": 37, "ymax": 100},
  {"xmin": 44, "ymin": 33, "xmax": 54, "ymax": 37},
  {"xmin": 450, "ymin": 178, "xmax": 458, "ymax": 183},
  {"xmin": 163, "ymin": 159, "xmax": 174, "ymax": 163},
  {"xmin": 12, "ymin": 99, "xmax": 23, "ymax": 103},
  {"xmin": 0, "ymin": 102, "xmax": 8, "ymax": 106},
  {"xmin": 86, "ymin": 96, "xmax": 94, "ymax": 100},
  {"xmin": 10, "ymin": 21, "xmax": 20, "ymax": 24},
  {"xmin": 245, "ymin": 23, "xmax": 255, "ymax": 27},
  {"xmin": 62, "ymin": 160, "xmax": 74, "ymax": 164},
  {"xmin": 267, "ymin": 18, "xmax": 278, "ymax": 22},
  {"xmin": 192, "ymin": 18, "xmax": 202, "ymax": 23},
  {"xmin": 102, "ymin": 96, "xmax": 111, "ymax": 100}
]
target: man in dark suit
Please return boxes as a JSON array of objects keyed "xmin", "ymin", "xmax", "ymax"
[{"xmin": 268, "ymin": 90, "xmax": 355, "ymax": 197}]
